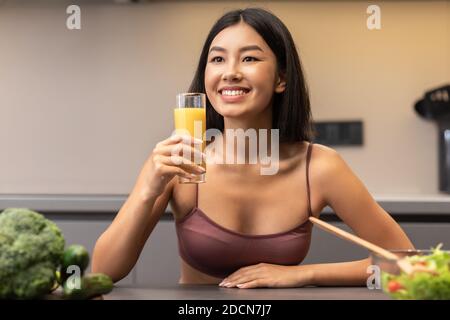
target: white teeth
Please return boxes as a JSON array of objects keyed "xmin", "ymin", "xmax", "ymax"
[{"xmin": 221, "ymin": 90, "xmax": 247, "ymax": 96}]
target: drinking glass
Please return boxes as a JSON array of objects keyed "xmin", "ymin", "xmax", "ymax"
[{"xmin": 173, "ymin": 93, "xmax": 206, "ymax": 183}]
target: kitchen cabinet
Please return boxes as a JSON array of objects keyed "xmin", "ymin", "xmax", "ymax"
[
  {"xmin": 5, "ymin": 192, "xmax": 447, "ymax": 286},
  {"xmin": 51, "ymin": 215, "xmax": 450, "ymax": 287}
]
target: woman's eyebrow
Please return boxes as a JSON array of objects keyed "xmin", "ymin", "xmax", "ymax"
[{"xmin": 208, "ymin": 45, "xmax": 264, "ymax": 54}]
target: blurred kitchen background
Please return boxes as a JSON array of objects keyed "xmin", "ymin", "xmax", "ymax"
[{"xmin": 1, "ymin": 0, "xmax": 450, "ymax": 286}]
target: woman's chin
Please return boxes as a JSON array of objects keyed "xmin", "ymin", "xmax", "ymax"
[
  {"xmin": 215, "ymin": 104, "xmax": 252, "ymax": 118},
  {"xmin": 218, "ymin": 111, "xmax": 250, "ymax": 119}
]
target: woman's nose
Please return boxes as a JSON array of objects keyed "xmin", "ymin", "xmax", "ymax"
[{"xmin": 222, "ymin": 67, "xmax": 243, "ymax": 82}]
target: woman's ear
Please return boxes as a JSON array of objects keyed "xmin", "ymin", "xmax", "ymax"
[{"xmin": 275, "ymin": 73, "xmax": 286, "ymax": 93}]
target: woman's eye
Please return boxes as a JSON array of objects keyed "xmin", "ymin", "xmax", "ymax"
[
  {"xmin": 243, "ymin": 56, "xmax": 258, "ymax": 62},
  {"xmin": 210, "ymin": 56, "xmax": 224, "ymax": 63}
]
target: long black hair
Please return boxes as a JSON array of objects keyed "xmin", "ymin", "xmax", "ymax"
[{"xmin": 189, "ymin": 7, "xmax": 315, "ymax": 143}]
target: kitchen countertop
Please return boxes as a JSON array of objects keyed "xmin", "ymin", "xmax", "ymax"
[
  {"xmin": 1, "ymin": 193, "xmax": 450, "ymax": 214},
  {"xmin": 103, "ymin": 285, "xmax": 390, "ymax": 300}
]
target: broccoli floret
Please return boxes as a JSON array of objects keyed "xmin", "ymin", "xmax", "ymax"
[{"xmin": 0, "ymin": 208, "xmax": 65, "ymax": 299}]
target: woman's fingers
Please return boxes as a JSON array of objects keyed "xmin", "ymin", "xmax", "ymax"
[
  {"xmin": 152, "ymin": 158, "xmax": 197, "ymax": 180},
  {"xmin": 156, "ymin": 143, "xmax": 206, "ymax": 163},
  {"xmin": 177, "ymin": 134, "xmax": 204, "ymax": 145},
  {"xmin": 220, "ymin": 274, "xmax": 256, "ymax": 288},
  {"xmin": 235, "ymin": 280, "xmax": 263, "ymax": 289},
  {"xmin": 156, "ymin": 134, "xmax": 203, "ymax": 148},
  {"xmin": 219, "ymin": 263, "xmax": 268, "ymax": 287},
  {"xmin": 221, "ymin": 264, "xmax": 260, "ymax": 282},
  {"xmin": 149, "ymin": 134, "xmax": 206, "ymax": 181},
  {"xmin": 154, "ymin": 154, "xmax": 205, "ymax": 175},
  {"xmin": 142, "ymin": 134, "xmax": 205, "ymax": 197},
  {"xmin": 153, "ymin": 134, "xmax": 206, "ymax": 167}
]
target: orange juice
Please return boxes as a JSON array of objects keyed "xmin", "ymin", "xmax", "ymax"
[
  {"xmin": 173, "ymin": 107, "xmax": 206, "ymax": 141},
  {"xmin": 173, "ymin": 107, "xmax": 206, "ymax": 169}
]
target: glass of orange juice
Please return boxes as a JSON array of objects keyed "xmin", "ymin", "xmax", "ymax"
[{"xmin": 174, "ymin": 93, "xmax": 206, "ymax": 183}]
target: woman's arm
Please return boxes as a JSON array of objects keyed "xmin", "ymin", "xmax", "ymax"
[
  {"xmin": 92, "ymin": 134, "xmax": 203, "ymax": 282},
  {"xmin": 218, "ymin": 145, "xmax": 415, "ymax": 289},
  {"xmin": 91, "ymin": 177, "xmax": 174, "ymax": 282},
  {"xmin": 306, "ymin": 145, "xmax": 414, "ymax": 286}
]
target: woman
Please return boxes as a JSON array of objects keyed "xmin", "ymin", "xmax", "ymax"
[{"xmin": 92, "ymin": 8, "xmax": 414, "ymax": 288}]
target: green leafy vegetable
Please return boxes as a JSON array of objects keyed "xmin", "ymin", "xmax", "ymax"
[
  {"xmin": 382, "ymin": 244, "xmax": 450, "ymax": 300},
  {"xmin": 0, "ymin": 208, "xmax": 65, "ymax": 299}
]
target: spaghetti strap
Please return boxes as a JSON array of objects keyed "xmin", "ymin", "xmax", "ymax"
[
  {"xmin": 196, "ymin": 183, "xmax": 199, "ymax": 208},
  {"xmin": 306, "ymin": 142, "xmax": 314, "ymax": 217}
]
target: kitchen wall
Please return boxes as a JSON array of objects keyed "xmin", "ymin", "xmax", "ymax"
[{"xmin": 1, "ymin": 0, "xmax": 450, "ymax": 196}]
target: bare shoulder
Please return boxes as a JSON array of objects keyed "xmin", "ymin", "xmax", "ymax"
[
  {"xmin": 308, "ymin": 143, "xmax": 344, "ymax": 173},
  {"xmin": 309, "ymin": 143, "xmax": 350, "ymax": 193},
  {"xmin": 310, "ymin": 143, "xmax": 342, "ymax": 166},
  {"xmin": 310, "ymin": 143, "xmax": 369, "ymax": 207},
  {"xmin": 282, "ymin": 142, "xmax": 344, "ymax": 182}
]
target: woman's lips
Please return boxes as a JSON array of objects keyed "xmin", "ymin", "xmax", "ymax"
[{"xmin": 219, "ymin": 89, "xmax": 251, "ymax": 103}]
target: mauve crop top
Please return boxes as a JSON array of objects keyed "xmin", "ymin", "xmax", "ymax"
[{"xmin": 175, "ymin": 142, "xmax": 314, "ymax": 279}]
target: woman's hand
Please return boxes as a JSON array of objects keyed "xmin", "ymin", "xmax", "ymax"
[
  {"xmin": 219, "ymin": 263, "xmax": 313, "ymax": 289},
  {"xmin": 137, "ymin": 134, "xmax": 206, "ymax": 199}
]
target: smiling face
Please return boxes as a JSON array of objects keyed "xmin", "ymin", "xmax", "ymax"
[{"xmin": 205, "ymin": 22, "xmax": 286, "ymax": 120}]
